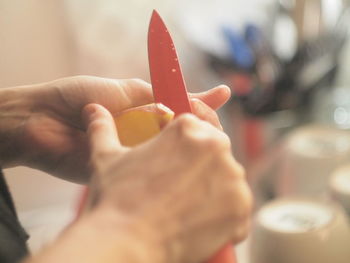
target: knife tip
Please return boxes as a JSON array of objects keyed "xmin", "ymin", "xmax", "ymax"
[
  {"xmin": 151, "ymin": 9, "xmax": 162, "ymax": 20},
  {"xmin": 149, "ymin": 9, "xmax": 165, "ymax": 35}
]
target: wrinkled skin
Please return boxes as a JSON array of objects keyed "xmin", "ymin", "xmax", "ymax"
[{"xmin": 0, "ymin": 76, "xmax": 230, "ymax": 183}]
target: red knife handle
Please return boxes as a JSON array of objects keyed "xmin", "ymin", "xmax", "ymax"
[{"xmin": 206, "ymin": 244, "xmax": 237, "ymax": 263}]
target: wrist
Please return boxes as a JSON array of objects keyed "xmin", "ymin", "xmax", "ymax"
[
  {"xmin": 0, "ymin": 86, "xmax": 33, "ymax": 167},
  {"xmin": 83, "ymin": 206, "xmax": 167, "ymax": 263},
  {"xmin": 26, "ymin": 206, "xmax": 167, "ymax": 263}
]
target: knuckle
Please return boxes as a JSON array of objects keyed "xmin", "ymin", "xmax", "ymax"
[
  {"xmin": 69, "ymin": 75, "xmax": 94, "ymax": 85},
  {"xmin": 225, "ymin": 181, "xmax": 253, "ymax": 221},
  {"xmin": 169, "ymin": 115, "xmax": 232, "ymax": 153},
  {"xmin": 233, "ymin": 219, "xmax": 251, "ymax": 243},
  {"xmin": 239, "ymin": 188, "xmax": 253, "ymax": 219},
  {"xmin": 234, "ymin": 162, "xmax": 246, "ymax": 179},
  {"xmin": 173, "ymin": 115, "xmax": 232, "ymax": 151},
  {"xmin": 176, "ymin": 114, "xmax": 197, "ymax": 128},
  {"xmin": 129, "ymin": 78, "xmax": 149, "ymax": 86},
  {"xmin": 202, "ymin": 136, "xmax": 221, "ymax": 151},
  {"xmin": 172, "ymin": 114, "xmax": 198, "ymax": 136},
  {"xmin": 70, "ymin": 75, "xmax": 87, "ymax": 81},
  {"xmin": 196, "ymin": 131, "xmax": 231, "ymax": 155},
  {"xmin": 214, "ymin": 178, "xmax": 252, "ymax": 243},
  {"xmin": 207, "ymin": 132, "xmax": 231, "ymax": 152},
  {"xmin": 220, "ymin": 133, "xmax": 232, "ymax": 149}
]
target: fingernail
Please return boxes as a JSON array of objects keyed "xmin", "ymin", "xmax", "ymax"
[
  {"xmin": 82, "ymin": 104, "xmax": 98, "ymax": 126},
  {"xmin": 220, "ymin": 85, "xmax": 232, "ymax": 96},
  {"xmin": 86, "ymin": 104, "xmax": 98, "ymax": 116}
]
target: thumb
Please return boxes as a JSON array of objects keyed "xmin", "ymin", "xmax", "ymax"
[{"xmin": 82, "ymin": 103, "xmax": 126, "ymax": 155}]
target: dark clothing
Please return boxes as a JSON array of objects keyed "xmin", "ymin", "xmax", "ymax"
[{"xmin": 0, "ymin": 169, "xmax": 29, "ymax": 263}]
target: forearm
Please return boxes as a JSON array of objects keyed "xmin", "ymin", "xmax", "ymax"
[{"xmin": 23, "ymin": 207, "xmax": 165, "ymax": 263}]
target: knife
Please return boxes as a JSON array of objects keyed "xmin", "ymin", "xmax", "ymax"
[
  {"xmin": 148, "ymin": 10, "xmax": 192, "ymax": 116},
  {"xmin": 148, "ymin": 10, "xmax": 237, "ymax": 263}
]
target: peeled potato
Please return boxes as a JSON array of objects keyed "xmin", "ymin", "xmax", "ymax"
[{"xmin": 114, "ymin": 103, "xmax": 174, "ymax": 147}]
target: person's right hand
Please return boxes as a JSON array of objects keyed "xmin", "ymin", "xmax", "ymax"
[{"xmin": 82, "ymin": 103, "xmax": 252, "ymax": 263}]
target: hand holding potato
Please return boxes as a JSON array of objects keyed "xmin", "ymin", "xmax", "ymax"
[{"xmin": 80, "ymin": 103, "xmax": 252, "ymax": 263}]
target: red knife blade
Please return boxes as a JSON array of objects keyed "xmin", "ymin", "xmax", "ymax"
[
  {"xmin": 147, "ymin": 10, "xmax": 237, "ymax": 263},
  {"xmin": 148, "ymin": 10, "xmax": 192, "ymax": 116}
]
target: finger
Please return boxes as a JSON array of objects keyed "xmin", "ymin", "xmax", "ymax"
[
  {"xmin": 116, "ymin": 78, "xmax": 154, "ymax": 110},
  {"xmin": 78, "ymin": 77, "xmax": 154, "ymax": 113},
  {"xmin": 88, "ymin": 78, "xmax": 154, "ymax": 115},
  {"xmin": 190, "ymin": 99, "xmax": 223, "ymax": 130},
  {"xmin": 82, "ymin": 103, "xmax": 126, "ymax": 155},
  {"xmin": 190, "ymin": 85, "xmax": 231, "ymax": 110}
]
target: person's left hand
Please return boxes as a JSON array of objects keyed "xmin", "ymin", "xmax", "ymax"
[{"xmin": 0, "ymin": 76, "xmax": 230, "ymax": 183}]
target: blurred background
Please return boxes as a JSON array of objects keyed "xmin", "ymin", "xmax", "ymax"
[{"xmin": 2, "ymin": 0, "xmax": 350, "ymax": 262}]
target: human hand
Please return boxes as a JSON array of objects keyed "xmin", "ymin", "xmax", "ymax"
[
  {"xmin": 81, "ymin": 103, "xmax": 252, "ymax": 263},
  {"xmin": 0, "ymin": 76, "xmax": 230, "ymax": 183}
]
